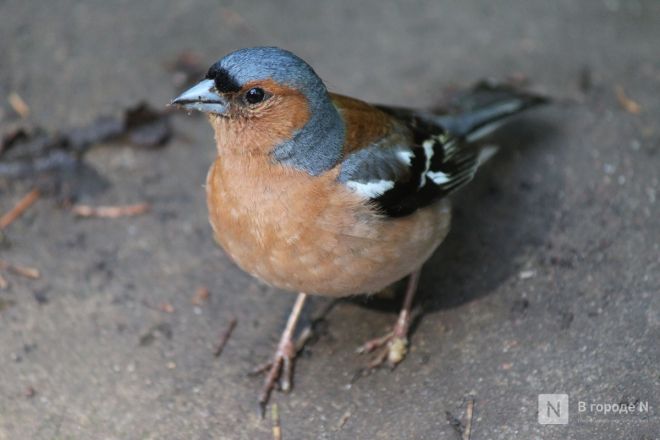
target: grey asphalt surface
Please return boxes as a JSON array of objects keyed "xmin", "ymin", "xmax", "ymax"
[{"xmin": 0, "ymin": 1, "xmax": 658, "ymax": 439}]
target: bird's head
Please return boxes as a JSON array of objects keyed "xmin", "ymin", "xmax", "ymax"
[{"xmin": 172, "ymin": 47, "xmax": 344, "ymax": 172}]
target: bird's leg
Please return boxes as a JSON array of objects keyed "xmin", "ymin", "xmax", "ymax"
[
  {"xmin": 357, "ymin": 270, "xmax": 420, "ymax": 368},
  {"xmin": 256, "ymin": 292, "xmax": 307, "ymax": 415}
]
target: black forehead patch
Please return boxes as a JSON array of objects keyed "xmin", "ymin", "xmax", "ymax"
[{"xmin": 205, "ymin": 65, "xmax": 241, "ymax": 93}]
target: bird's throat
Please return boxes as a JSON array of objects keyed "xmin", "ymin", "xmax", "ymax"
[{"xmin": 270, "ymin": 98, "xmax": 346, "ymax": 176}]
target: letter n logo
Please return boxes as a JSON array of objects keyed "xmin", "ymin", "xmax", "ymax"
[{"xmin": 538, "ymin": 394, "xmax": 569, "ymax": 425}]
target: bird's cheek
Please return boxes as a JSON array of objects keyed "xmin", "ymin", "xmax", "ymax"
[{"xmin": 256, "ymin": 117, "xmax": 296, "ymax": 145}]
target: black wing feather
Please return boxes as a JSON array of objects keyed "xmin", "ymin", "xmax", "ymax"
[{"xmin": 339, "ymin": 83, "xmax": 547, "ymax": 217}]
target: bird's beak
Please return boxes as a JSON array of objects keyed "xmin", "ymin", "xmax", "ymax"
[{"xmin": 170, "ymin": 79, "xmax": 228, "ymax": 114}]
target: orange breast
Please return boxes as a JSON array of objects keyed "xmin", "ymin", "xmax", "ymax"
[{"xmin": 206, "ymin": 154, "xmax": 451, "ymax": 297}]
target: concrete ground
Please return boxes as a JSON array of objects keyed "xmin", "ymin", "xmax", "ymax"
[{"xmin": 0, "ymin": 1, "xmax": 658, "ymax": 438}]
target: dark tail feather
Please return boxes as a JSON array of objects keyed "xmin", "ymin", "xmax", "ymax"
[{"xmin": 434, "ymin": 81, "xmax": 548, "ymax": 141}]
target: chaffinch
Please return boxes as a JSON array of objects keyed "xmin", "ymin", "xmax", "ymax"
[{"xmin": 172, "ymin": 46, "xmax": 546, "ymax": 411}]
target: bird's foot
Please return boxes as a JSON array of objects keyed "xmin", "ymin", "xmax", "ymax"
[
  {"xmin": 356, "ymin": 324, "xmax": 409, "ymax": 369},
  {"xmin": 254, "ymin": 336, "xmax": 296, "ymax": 415},
  {"xmin": 250, "ymin": 327, "xmax": 313, "ymax": 384},
  {"xmin": 357, "ymin": 271, "xmax": 420, "ymax": 369},
  {"xmin": 250, "ymin": 293, "xmax": 312, "ymax": 417},
  {"xmin": 250, "ymin": 320, "xmax": 313, "ymax": 416}
]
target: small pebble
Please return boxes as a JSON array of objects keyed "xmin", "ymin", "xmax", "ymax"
[{"xmin": 519, "ymin": 270, "xmax": 536, "ymax": 280}]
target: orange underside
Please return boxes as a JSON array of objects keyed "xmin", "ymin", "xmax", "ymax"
[{"xmin": 206, "ymin": 153, "xmax": 451, "ymax": 296}]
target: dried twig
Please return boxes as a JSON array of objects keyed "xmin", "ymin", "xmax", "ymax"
[
  {"xmin": 615, "ymin": 86, "xmax": 641, "ymax": 114},
  {"xmin": 72, "ymin": 203, "xmax": 150, "ymax": 218},
  {"xmin": 8, "ymin": 92, "xmax": 30, "ymax": 118},
  {"xmin": 0, "ymin": 259, "xmax": 41, "ymax": 279},
  {"xmin": 214, "ymin": 317, "xmax": 237, "ymax": 357},
  {"xmin": 0, "ymin": 273, "xmax": 8, "ymax": 289},
  {"xmin": 463, "ymin": 399, "xmax": 475, "ymax": 440},
  {"xmin": 0, "ymin": 188, "xmax": 40, "ymax": 230},
  {"xmin": 271, "ymin": 403, "xmax": 281, "ymax": 440}
]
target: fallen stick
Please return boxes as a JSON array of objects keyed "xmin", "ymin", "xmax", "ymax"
[
  {"xmin": 271, "ymin": 403, "xmax": 281, "ymax": 440},
  {"xmin": 8, "ymin": 92, "xmax": 30, "ymax": 119},
  {"xmin": 0, "ymin": 273, "xmax": 8, "ymax": 289},
  {"xmin": 214, "ymin": 317, "xmax": 237, "ymax": 358},
  {"xmin": 463, "ymin": 399, "xmax": 474, "ymax": 440},
  {"xmin": 0, "ymin": 188, "xmax": 40, "ymax": 230},
  {"xmin": 615, "ymin": 85, "xmax": 641, "ymax": 114},
  {"xmin": 0, "ymin": 259, "xmax": 41, "ymax": 279},
  {"xmin": 72, "ymin": 203, "xmax": 150, "ymax": 218}
]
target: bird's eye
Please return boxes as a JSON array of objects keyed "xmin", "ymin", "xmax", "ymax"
[{"xmin": 244, "ymin": 87, "xmax": 266, "ymax": 105}]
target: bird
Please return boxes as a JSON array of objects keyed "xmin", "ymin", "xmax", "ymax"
[{"xmin": 171, "ymin": 46, "xmax": 546, "ymax": 412}]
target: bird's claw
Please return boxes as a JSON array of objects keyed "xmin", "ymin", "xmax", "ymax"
[
  {"xmin": 357, "ymin": 332, "xmax": 408, "ymax": 369},
  {"xmin": 356, "ymin": 331, "xmax": 393, "ymax": 354},
  {"xmin": 256, "ymin": 339, "xmax": 296, "ymax": 417}
]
